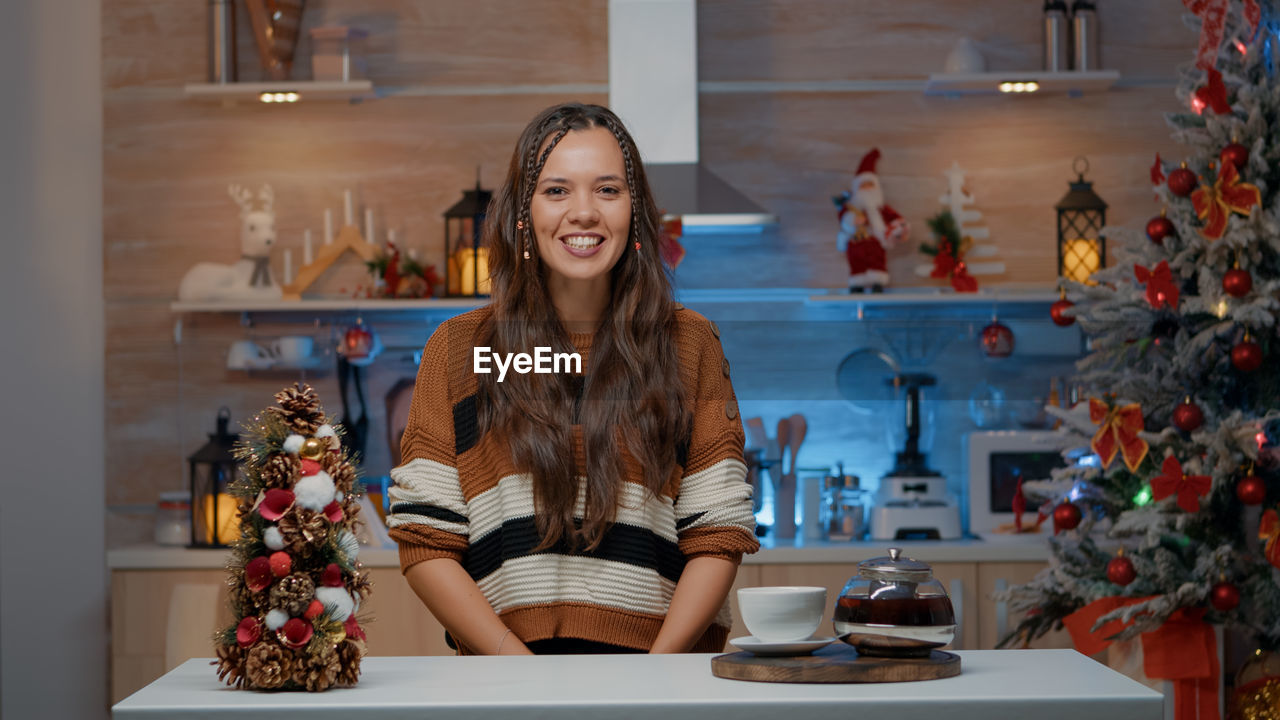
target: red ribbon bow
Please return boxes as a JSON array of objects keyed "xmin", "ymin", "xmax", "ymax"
[
  {"xmin": 1183, "ymin": 0, "xmax": 1260, "ymax": 70},
  {"xmin": 1191, "ymin": 160, "xmax": 1261, "ymax": 240},
  {"xmin": 1262, "ymin": 509, "xmax": 1280, "ymax": 570},
  {"xmin": 1065, "ymin": 597, "xmax": 1220, "ymax": 720},
  {"xmin": 1150, "ymin": 153, "xmax": 1165, "ymax": 187},
  {"xmin": 1134, "ymin": 260, "xmax": 1180, "ymax": 310},
  {"xmin": 1090, "ymin": 398, "xmax": 1149, "ymax": 472},
  {"xmin": 1151, "ymin": 455, "xmax": 1212, "ymax": 513}
]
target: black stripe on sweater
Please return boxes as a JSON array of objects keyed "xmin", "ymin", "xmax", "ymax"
[
  {"xmin": 464, "ymin": 517, "xmax": 686, "ymax": 584},
  {"xmin": 453, "ymin": 393, "xmax": 479, "ymax": 455},
  {"xmin": 389, "ymin": 502, "xmax": 468, "ymax": 525},
  {"xmin": 675, "ymin": 511, "xmax": 706, "ymax": 531}
]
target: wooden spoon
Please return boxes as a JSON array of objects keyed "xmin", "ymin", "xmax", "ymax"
[
  {"xmin": 776, "ymin": 417, "xmax": 792, "ymax": 476},
  {"xmin": 787, "ymin": 413, "xmax": 807, "ymax": 472}
]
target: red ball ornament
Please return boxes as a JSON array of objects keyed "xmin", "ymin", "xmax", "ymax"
[
  {"xmin": 1051, "ymin": 299, "xmax": 1076, "ymax": 327},
  {"xmin": 1146, "ymin": 216, "xmax": 1175, "ymax": 245},
  {"xmin": 1168, "ymin": 167, "xmax": 1198, "ymax": 197},
  {"xmin": 1232, "ymin": 340, "xmax": 1263, "ymax": 372},
  {"xmin": 1210, "ymin": 581, "xmax": 1241, "ymax": 612},
  {"xmin": 981, "ymin": 321, "xmax": 1015, "ymax": 358},
  {"xmin": 1220, "ymin": 142, "xmax": 1249, "ymax": 172},
  {"xmin": 1236, "ymin": 474, "xmax": 1267, "ymax": 505},
  {"xmin": 1173, "ymin": 399, "xmax": 1204, "ymax": 433},
  {"xmin": 1107, "ymin": 555, "xmax": 1137, "ymax": 586},
  {"xmin": 1222, "ymin": 268, "xmax": 1252, "ymax": 298},
  {"xmin": 1053, "ymin": 502, "xmax": 1082, "ymax": 531},
  {"xmin": 268, "ymin": 551, "xmax": 292, "ymax": 578}
]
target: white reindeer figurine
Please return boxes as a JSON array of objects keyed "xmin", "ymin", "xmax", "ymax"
[{"xmin": 177, "ymin": 184, "xmax": 284, "ymax": 301}]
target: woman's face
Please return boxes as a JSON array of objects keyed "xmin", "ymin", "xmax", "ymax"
[{"xmin": 529, "ymin": 126, "xmax": 631, "ymax": 288}]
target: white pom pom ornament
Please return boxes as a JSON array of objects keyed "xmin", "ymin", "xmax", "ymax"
[
  {"xmin": 315, "ymin": 586, "xmax": 356, "ymax": 621},
  {"xmin": 294, "ymin": 471, "xmax": 336, "ymax": 511},
  {"xmin": 263, "ymin": 526, "xmax": 285, "ymax": 551},
  {"xmin": 265, "ymin": 608, "xmax": 289, "ymax": 631},
  {"xmin": 282, "ymin": 434, "xmax": 305, "ymax": 456}
]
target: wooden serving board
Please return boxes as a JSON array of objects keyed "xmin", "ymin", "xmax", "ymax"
[{"xmin": 711, "ymin": 642, "xmax": 960, "ymax": 684}]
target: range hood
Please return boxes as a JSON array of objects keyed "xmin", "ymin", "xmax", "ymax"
[{"xmin": 608, "ymin": 0, "xmax": 777, "ymax": 227}]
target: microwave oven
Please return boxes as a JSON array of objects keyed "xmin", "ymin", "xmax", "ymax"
[{"xmin": 966, "ymin": 431, "xmax": 1071, "ymax": 537}]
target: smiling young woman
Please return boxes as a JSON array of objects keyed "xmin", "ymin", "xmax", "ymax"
[{"xmin": 387, "ymin": 103, "xmax": 757, "ymax": 656}]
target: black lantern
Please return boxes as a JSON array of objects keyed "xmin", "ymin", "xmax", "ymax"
[
  {"xmin": 1056, "ymin": 156, "xmax": 1108, "ymax": 284},
  {"xmin": 188, "ymin": 407, "xmax": 240, "ymax": 547},
  {"xmin": 444, "ymin": 179, "xmax": 493, "ymax": 297}
]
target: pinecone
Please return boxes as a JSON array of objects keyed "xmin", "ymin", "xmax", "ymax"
[
  {"xmin": 293, "ymin": 642, "xmax": 340, "ymax": 692},
  {"xmin": 245, "ymin": 642, "xmax": 292, "ymax": 690},
  {"xmin": 214, "ymin": 643, "xmax": 246, "ymax": 688},
  {"xmin": 269, "ymin": 384, "xmax": 325, "ymax": 436},
  {"xmin": 348, "ymin": 568, "xmax": 373, "ymax": 601},
  {"xmin": 335, "ymin": 639, "xmax": 364, "ymax": 686},
  {"xmin": 261, "ymin": 453, "xmax": 299, "ymax": 490},
  {"xmin": 269, "ymin": 573, "xmax": 316, "ymax": 616},
  {"xmin": 278, "ymin": 508, "xmax": 328, "ymax": 556}
]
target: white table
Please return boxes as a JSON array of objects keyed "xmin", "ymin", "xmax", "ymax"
[{"xmin": 113, "ymin": 649, "xmax": 1162, "ymax": 719}]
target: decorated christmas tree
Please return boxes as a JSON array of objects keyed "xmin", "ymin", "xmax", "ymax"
[
  {"xmin": 213, "ymin": 384, "xmax": 372, "ymax": 691},
  {"xmin": 998, "ymin": 2, "xmax": 1280, "ymax": 716}
]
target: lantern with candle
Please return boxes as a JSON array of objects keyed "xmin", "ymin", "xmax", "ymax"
[
  {"xmin": 443, "ymin": 180, "xmax": 493, "ymax": 297},
  {"xmin": 188, "ymin": 407, "xmax": 241, "ymax": 547},
  {"xmin": 1055, "ymin": 156, "xmax": 1108, "ymax": 285}
]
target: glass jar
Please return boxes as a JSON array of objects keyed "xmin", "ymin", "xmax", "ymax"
[
  {"xmin": 155, "ymin": 490, "xmax": 192, "ymax": 546},
  {"xmin": 823, "ymin": 474, "xmax": 866, "ymax": 541},
  {"xmin": 833, "ymin": 548, "xmax": 956, "ymax": 657}
]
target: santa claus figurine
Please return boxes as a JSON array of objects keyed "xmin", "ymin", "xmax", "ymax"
[{"xmin": 835, "ymin": 148, "xmax": 909, "ymax": 293}]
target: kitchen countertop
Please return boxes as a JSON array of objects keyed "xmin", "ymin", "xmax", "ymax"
[
  {"xmin": 112, "ymin": 650, "xmax": 1160, "ymax": 719},
  {"xmin": 107, "ymin": 535, "xmax": 1051, "ymax": 570}
]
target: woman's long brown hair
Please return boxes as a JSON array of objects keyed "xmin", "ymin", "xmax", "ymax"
[{"xmin": 475, "ymin": 102, "xmax": 690, "ymax": 551}]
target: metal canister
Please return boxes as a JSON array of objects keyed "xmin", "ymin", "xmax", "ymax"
[
  {"xmin": 207, "ymin": 0, "xmax": 237, "ymax": 83},
  {"xmin": 1071, "ymin": 0, "xmax": 1100, "ymax": 71},
  {"xmin": 1043, "ymin": 0, "xmax": 1070, "ymax": 71}
]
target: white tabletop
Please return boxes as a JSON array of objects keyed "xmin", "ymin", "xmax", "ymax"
[{"xmin": 113, "ymin": 649, "xmax": 1161, "ymax": 720}]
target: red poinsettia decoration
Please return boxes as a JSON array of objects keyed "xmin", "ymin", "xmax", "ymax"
[
  {"xmin": 1151, "ymin": 455, "xmax": 1212, "ymax": 513},
  {"xmin": 1192, "ymin": 67, "xmax": 1232, "ymax": 114},
  {"xmin": 236, "ymin": 616, "xmax": 262, "ymax": 648},
  {"xmin": 1190, "ymin": 160, "xmax": 1261, "ymax": 240},
  {"xmin": 1261, "ymin": 509, "xmax": 1280, "ymax": 569},
  {"xmin": 258, "ymin": 488, "xmax": 296, "ymax": 521},
  {"xmin": 1150, "ymin": 153, "xmax": 1165, "ymax": 187},
  {"xmin": 1134, "ymin": 261, "xmax": 1179, "ymax": 310},
  {"xmin": 1090, "ymin": 397, "xmax": 1149, "ymax": 472}
]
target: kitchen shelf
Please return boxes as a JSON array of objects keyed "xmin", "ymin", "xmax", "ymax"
[
  {"xmin": 182, "ymin": 80, "xmax": 375, "ymax": 104},
  {"xmin": 924, "ymin": 70, "xmax": 1120, "ymax": 97}
]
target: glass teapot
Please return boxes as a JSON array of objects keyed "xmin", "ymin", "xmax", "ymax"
[{"xmin": 833, "ymin": 548, "xmax": 956, "ymax": 657}]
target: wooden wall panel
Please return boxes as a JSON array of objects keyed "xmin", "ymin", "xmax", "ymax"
[{"xmin": 104, "ymin": 0, "xmax": 1199, "ymax": 543}]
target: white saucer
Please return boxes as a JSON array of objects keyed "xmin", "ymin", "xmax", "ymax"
[{"xmin": 728, "ymin": 635, "xmax": 837, "ymax": 657}]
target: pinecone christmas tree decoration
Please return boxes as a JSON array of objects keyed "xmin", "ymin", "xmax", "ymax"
[{"xmin": 214, "ymin": 383, "xmax": 370, "ymax": 691}]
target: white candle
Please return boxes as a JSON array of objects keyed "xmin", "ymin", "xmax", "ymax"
[
  {"xmin": 323, "ymin": 209, "xmax": 333, "ymax": 245},
  {"xmin": 303, "ymin": 229, "xmax": 313, "ymax": 264},
  {"xmin": 365, "ymin": 208, "xmax": 374, "ymax": 244},
  {"xmin": 344, "ymin": 190, "xmax": 353, "ymax": 226},
  {"xmin": 283, "ymin": 249, "xmax": 292, "ymax": 285}
]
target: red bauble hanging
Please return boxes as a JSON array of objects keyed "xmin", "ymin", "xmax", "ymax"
[
  {"xmin": 1053, "ymin": 502, "xmax": 1082, "ymax": 532},
  {"xmin": 1146, "ymin": 216, "xmax": 1175, "ymax": 245},
  {"xmin": 981, "ymin": 320, "xmax": 1015, "ymax": 358},
  {"xmin": 1232, "ymin": 339, "xmax": 1263, "ymax": 372},
  {"xmin": 1107, "ymin": 555, "xmax": 1137, "ymax": 586},
  {"xmin": 1210, "ymin": 581, "xmax": 1241, "ymax": 612},
  {"xmin": 1237, "ymin": 474, "xmax": 1267, "ymax": 505},
  {"xmin": 1222, "ymin": 268, "xmax": 1252, "ymax": 298},
  {"xmin": 1173, "ymin": 399, "xmax": 1204, "ymax": 433},
  {"xmin": 1051, "ymin": 299, "xmax": 1076, "ymax": 327},
  {"xmin": 1168, "ymin": 167, "xmax": 1198, "ymax": 197},
  {"xmin": 1219, "ymin": 142, "xmax": 1249, "ymax": 172}
]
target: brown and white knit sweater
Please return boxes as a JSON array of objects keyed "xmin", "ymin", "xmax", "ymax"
[{"xmin": 387, "ymin": 305, "xmax": 758, "ymax": 653}]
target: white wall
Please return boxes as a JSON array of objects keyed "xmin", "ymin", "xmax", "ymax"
[{"xmin": 0, "ymin": 0, "xmax": 107, "ymax": 717}]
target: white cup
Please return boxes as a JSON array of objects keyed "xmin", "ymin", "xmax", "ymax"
[
  {"xmin": 272, "ymin": 335, "xmax": 314, "ymax": 364},
  {"xmin": 227, "ymin": 340, "xmax": 274, "ymax": 370},
  {"xmin": 737, "ymin": 586, "xmax": 827, "ymax": 642}
]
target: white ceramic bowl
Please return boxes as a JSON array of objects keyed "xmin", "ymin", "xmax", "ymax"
[{"xmin": 736, "ymin": 586, "xmax": 827, "ymax": 643}]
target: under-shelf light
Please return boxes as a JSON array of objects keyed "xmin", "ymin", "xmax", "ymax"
[
  {"xmin": 259, "ymin": 91, "xmax": 300, "ymax": 103},
  {"xmin": 998, "ymin": 81, "xmax": 1040, "ymax": 93}
]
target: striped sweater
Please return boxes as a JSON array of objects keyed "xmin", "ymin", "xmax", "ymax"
[{"xmin": 387, "ymin": 305, "xmax": 759, "ymax": 653}]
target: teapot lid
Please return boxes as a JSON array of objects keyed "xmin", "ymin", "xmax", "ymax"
[{"xmin": 858, "ymin": 547, "xmax": 933, "ymax": 583}]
